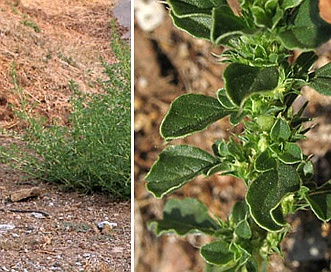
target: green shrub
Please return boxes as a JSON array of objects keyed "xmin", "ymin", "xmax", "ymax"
[{"xmin": 0, "ymin": 22, "xmax": 131, "ymax": 200}]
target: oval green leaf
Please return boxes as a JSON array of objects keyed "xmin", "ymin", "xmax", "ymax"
[
  {"xmin": 232, "ymin": 201, "xmax": 249, "ymax": 223},
  {"xmin": 224, "ymin": 63, "xmax": 279, "ymax": 106},
  {"xmin": 255, "ymin": 150, "xmax": 277, "ymax": 172},
  {"xmin": 201, "ymin": 240, "xmax": 236, "ymax": 267},
  {"xmin": 211, "ymin": 5, "xmax": 248, "ymax": 45},
  {"xmin": 281, "ymin": 0, "xmax": 303, "ymax": 10},
  {"xmin": 161, "ymin": 93, "xmax": 231, "ymax": 141},
  {"xmin": 305, "ymin": 180, "xmax": 331, "ymax": 221},
  {"xmin": 168, "ymin": 0, "xmax": 223, "ymax": 17},
  {"xmin": 235, "ymin": 220, "xmax": 252, "ymax": 239},
  {"xmin": 170, "ymin": 12, "xmax": 212, "ymax": 40},
  {"xmin": 217, "ymin": 88, "xmax": 237, "ymax": 109},
  {"xmin": 277, "ymin": 142, "xmax": 303, "ymax": 164},
  {"xmin": 246, "ymin": 162, "xmax": 301, "ymax": 231},
  {"xmin": 309, "ymin": 62, "xmax": 331, "ymax": 96},
  {"xmin": 146, "ymin": 145, "xmax": 217, "ymax": 198},
  {"xmin": 148, "ymin": 198, "xmax": 220, "ymax": 236},
  {"xmin": 270, "ymin": 118, "xmax": 291, "ymax": 141},
  {"xmin": 278, "ymin": 0, "xmax": 331, "ymax": 50}
]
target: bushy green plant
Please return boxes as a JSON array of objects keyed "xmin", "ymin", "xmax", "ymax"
[
  {"xmin": 0, "ymin": 23, "xmax": 131, "ymax": 200},
  {"xmin": 146, "ymin": 0, "xmax": 331, "ymax": 270}
]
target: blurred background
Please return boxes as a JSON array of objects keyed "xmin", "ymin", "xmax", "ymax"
[{"xmin": 134, "ymin": 1, "xmax": 331, "ymax": 271}]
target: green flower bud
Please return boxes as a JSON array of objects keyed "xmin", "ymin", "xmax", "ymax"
[{"xmin": 256, "ymin": 115, "xmax": 275, "ymax": 131}]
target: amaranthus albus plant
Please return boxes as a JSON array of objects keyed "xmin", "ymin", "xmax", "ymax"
[{"xmin": 145, "ymin": 0, "xmax": 331, "ymax": 270}]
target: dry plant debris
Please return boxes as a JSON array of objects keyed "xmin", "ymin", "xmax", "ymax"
[{"xmin": 0, "ymin": 0, "xmax": 119, "ymax": 128}]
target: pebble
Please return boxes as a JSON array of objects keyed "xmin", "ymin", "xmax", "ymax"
[
  {"xmin": 134, "ymin": 0, "xmax": 165, "ymax": 32},
  {"xmin": 31, "ymin": 212, "xmax": 45, "ymax": 219},
  {"xmin": 83, "ymin": 253, "xmax": 90, "ymax": 258},
  {"xmin": 0, "ymin": 223, "xmax": 15, "ymax": 233},
  {"xmin": 97, "ymin": 221, "xmax": 117, "ymax": 229}
]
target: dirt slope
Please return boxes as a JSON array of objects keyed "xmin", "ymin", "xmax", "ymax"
[{"xmin": 0, "ymin": 0, "xmax": 120, "ymax": 128}]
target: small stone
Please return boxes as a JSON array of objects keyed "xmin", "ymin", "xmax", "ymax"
[
  {"xmin": 83, "ymin": 253, "xmax": 90, "ymax": 258},
  {"xmin": 52, "ymin": 262, "xmax": 62, "ymax": 267},
  {"xmin": 134, "ymin": 0, "xmax": 165, "ymax": 32},
  {"xmin": 97, "ymin": 221, "xmax": 117, "ymax": 235},
  {"xmin": 10, "ymin": 187, "xmax": 41, "ymax": 202},
  {"xmin": 97, "ymin": 221, "xmax": 117, "ymax": 229},
  {"xmin": 31, "ymin": 212, "xmax": 46, "ymax": 219},
  {"xmin": 0, "ymin": 223, "xmax": 15, "ymax": 233}
]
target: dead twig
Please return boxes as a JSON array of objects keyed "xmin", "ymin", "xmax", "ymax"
[{"xmin": 0, "ymin": 208, "xmax": 51, "ymax": 217}]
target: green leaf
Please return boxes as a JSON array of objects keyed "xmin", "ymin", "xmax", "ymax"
[
  {"xmin": 168, "ymin": 0, "xmax": 223, "ymax": 17},
  {"xmin": 270, "ymin": 204, "xmax": 286, "ymax": 226},
  {"xmin": 270, "ymin": 118, "xmax": 291, "ymax": 141},
  {"xmin": 309, "ymin": 62, "xmax": 331, "ymax": 96},
  {"xmin": 146, "ymin": 145, "xmax": 218, "ymax": 198},
  {"xmin": 245, "ymin": 259, "xmax": 259, "ymax": 272},
  {"xmin": 281, "ymin": 0, "xmax": 304, "ymax": 10},
  {"xmin": 265, "ymin": 0, "xmax": 278, "ymax": 11},
  {"xmin": 206, "ymin": 162, "xmax": 233, "ymax": 176},
  {"xmin": 235, "ymin": 220, "xmax": 252, "ymax": 239},
  {"xmin": 213, "ymin": 139, "xmax": 230, "ymax": 157},
  {"xmin": 217, "ymin": 89, "xmax": 237, "ymax": 110},
  {"xmin": 224, "ymin": 63, "xmax": 279, "ymax": 106},
  {"xmin": 277, "ymin": 142, "xmax": 303, "ymax": 164},
  {"xmin": 228, "ymin": 139, "xmax": 245, "ymax": 161},
  {"xmin": 251, "ymin": 6, "xmax": 271, "ymax": 27},
  {"xmin": 250, "ymin": 1, "xmax": 284, "ymax": 29},
  {"xmin": 232, "ymin": 202, "xmax": 252, "ymax": 239},
  {"xmin": 201, "ymin": 240, "xmax": 236, "ymax": 267},
  {"xmin": 255, "ymin": 150, "xmax": 277, "ymax": 171},
  {"xmin": 161, "ymin": 93, "xmax": 231, "ymax": 140},
  {"xmin": 230, "ymin": 244, "xmax": 251, "ymax": 270},
  {"xmin": 278, "ymin": 0, "xmax": 331, "ymax": 50},
  {"xmin": 167, "ymin": 0, "xmax": 226, "ymax": 40},
  {"xmin": 305, "ymin": 180, "xmax": 331, "ymax": 221},
  {"xmin": 302, "ymin": 161, "xmax": 314, "ymax": 178},
  {"xmin": 170, "ymin": 12, "xmax": 212, "ymax": 40},
  {"xmin": 271, "ymin": 7, "xmax": 284, "ymax": 30},
  {"xmin": 246, "ymin": 162, "xmax": 301, "ymax": 231},
  {"xmin": 255, "ymin": 115, "xmax": 275, "ymax": 131},
  {"xmin": 232, "ymin": 201, "xmax": 249, "ymax": 223},
  {"xmin": 149, "ymin": 198, "xmax": 220, "ymax": 236},
  {"xmin": 211, "ymin": 5, "xmax": 248, "ymax": 45},
  {"xmin": 212, "ymin": 138, "xmax": 245, "ymax": 161},
  {"xmin": 205, "ymin": 264, "xmax": 237, "ymax": 272},
  {"xmin": 229, "ymin": 111, "xmax": 246, "ymax": 126}
]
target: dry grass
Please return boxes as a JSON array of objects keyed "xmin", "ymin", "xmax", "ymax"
[{"xmin": 0, "ymin": 0, "xmax": 120, "ymax": 129}]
